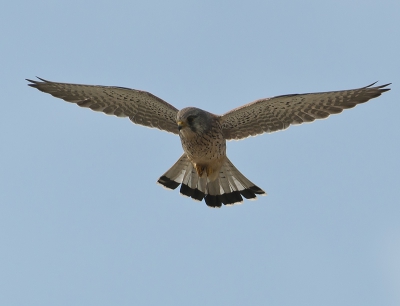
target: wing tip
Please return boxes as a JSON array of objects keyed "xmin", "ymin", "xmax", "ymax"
[
  {"xmin": 26, "ymin": 76, "xmax": 51, "ymax": 87},
  {"xmin": 365, "ymin": 81, "xmax": 391, "ymax": 91}
]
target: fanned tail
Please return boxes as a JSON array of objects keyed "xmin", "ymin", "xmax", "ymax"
[{"xmin": 157, "ymin": 155, "xmax": 266, "ymax": 208}]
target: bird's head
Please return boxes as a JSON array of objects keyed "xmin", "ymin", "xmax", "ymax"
[{"xmin": 176, "ymin": 107, "xmax": 212, "ymax": 136}]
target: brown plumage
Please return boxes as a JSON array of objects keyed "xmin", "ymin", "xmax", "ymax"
[{"xmin": 27, "ymin": 78, "xmax": 391, "ymax": 207}]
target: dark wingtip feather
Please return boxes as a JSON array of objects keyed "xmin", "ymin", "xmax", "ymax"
[
  {"xmin": 364, "ymin": 82, "xmax": 391, "ymax": 92},
  {"xmin": 26, "ymin": 78, "xmax": 39, "ymax": 87},
  {"xmin": 26, "ymin": 77, "xmax": 51, "ymax": 88},
  {"xmin": 364, "ymin": 82, "xmax": 391, "ymax": 100},
  {"xmin": 36, "ymin": 76, "xmax": 50, "ymax": 82},
  {"xmin": 364, "ymin": 81, "xmax": 378, "ymax": 88},
  {"xmin": 376, "ymin": 83, "xmax": 391, "ymax": 93}
]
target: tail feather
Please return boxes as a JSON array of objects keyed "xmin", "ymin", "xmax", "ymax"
[
  {"xmin": 219, "ymin": 173, "xmax": 232, "ymax": 195},
  {"xmin": 157, "ymin": 155, "xmax": 266, "ymax": 207},
  {"xmin": 157, "ymin": 154, "xmax": 189, "ymax": 190}
]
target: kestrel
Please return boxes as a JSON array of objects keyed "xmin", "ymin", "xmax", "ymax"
[{"xmin": 27, "ymin": 78, "xmax": 390, "ymax": 207}]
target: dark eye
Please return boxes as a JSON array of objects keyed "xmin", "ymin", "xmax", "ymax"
[{"xmin": 187, "ymin": 115, "xmax": 197, "ymax": 124}]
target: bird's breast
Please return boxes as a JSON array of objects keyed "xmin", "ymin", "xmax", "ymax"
[{"xmin": 179, "ymin": 126, "xmax": 226, "ymax": 165}]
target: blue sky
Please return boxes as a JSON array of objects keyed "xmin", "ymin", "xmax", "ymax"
[{"xmin": 1, "ymin": 1, "xmax": 399, "ymax": 305}]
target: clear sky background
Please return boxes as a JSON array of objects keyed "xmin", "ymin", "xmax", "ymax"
[{"xmin": 1, "ymin": 1, "xmax": 399, "ymax": 305}]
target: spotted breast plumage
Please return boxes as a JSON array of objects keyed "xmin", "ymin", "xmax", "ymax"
[{"xmin": 27, "ymin": 77, "xmax": 391, "ymax": 207}]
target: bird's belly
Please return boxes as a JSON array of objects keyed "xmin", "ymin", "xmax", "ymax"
[
  {"xmin": 181, "ymin": 135, "xmax": 226, "ymax": 163},
  {"xmin": 180, "ymin": 133, "xmax": 226, "ymax": 180}
]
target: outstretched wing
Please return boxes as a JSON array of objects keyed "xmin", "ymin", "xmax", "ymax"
[
  {"xmin": 221, "ymin": 82, "xmax": 391, "ymax": 140},
  {"xmin": 27, "ymin": 77, "xmax": 180, "ymax": 135}
]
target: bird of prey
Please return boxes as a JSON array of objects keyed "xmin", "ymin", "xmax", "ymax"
[{"xmin": 27, "ymin": 78, "xmax": 390, "ymax": 207}]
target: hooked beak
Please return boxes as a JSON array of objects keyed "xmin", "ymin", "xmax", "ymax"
[{"xmin": 177, "ymin": 120, "xmax": 186, "ymax": 131}]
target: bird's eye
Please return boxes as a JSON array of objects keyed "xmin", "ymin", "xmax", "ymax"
[{"xmin": 187, "ymin": 115, "xmax": 197, "ymax": 124}]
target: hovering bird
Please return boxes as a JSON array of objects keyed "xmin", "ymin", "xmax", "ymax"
[{"xmin": 27, "ymin": 78, "xmax": 390, "ymax": 207}]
